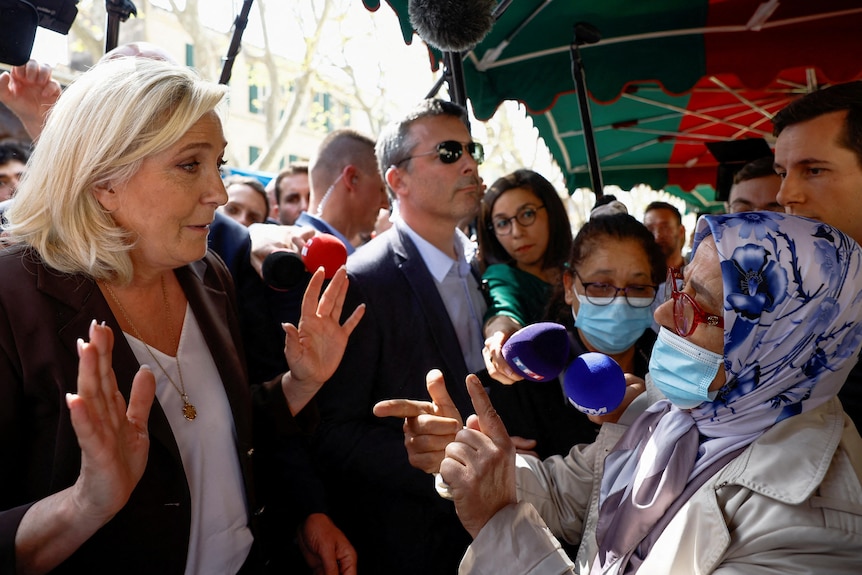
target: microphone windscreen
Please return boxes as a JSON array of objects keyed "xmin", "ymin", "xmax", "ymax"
[
  {"xmin": 502, "ymin": 322, "xmax": 570, "ymax": 381},
  {"xmin": 408, "ymin": 0, "xmax": 496, "ymax": 53},
  {"xmin": 563, "ymin": 352, "xmax": 627, "ymax": 416},
  {"xmin": 261, "ymin": 250, "xmax": 307, "ymax": 291},
  {"xmin": 0, "ymin": 1, "xmax": 38, "ymax": 66},
  {"xmin": 301, "ymin": 234, "xmax": 348, "ymax": 279}
]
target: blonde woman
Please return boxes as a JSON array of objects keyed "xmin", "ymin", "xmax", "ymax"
[{"xmin": 0, "ymin": 58, "xmax": 363, "ymax": 574}]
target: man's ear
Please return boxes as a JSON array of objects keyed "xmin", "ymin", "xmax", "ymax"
[
  {"xmin": 92, "ymin": 183, "xmax": 120, "ymax": 213},
  {"xmin": 385, "ymin": 165, "xmax": 405, "ymax": 199},
  {"xmin": 342, "ymin": 165, "xmax": 359, "ymax": 192}
]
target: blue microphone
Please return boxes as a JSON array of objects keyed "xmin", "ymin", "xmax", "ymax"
[
  {"xmin": 501, "ymin": 324, "xmax": 626, "ymax": 415},
  {"xmin": 501, "ymin": 322, "xmax": 570, "ymax": 381},
  {"xmin": 563, "ymin": 352, "xmax": 626, "ymax": 416}
]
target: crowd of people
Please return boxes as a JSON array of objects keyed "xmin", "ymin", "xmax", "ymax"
[{"xmin": 1, "ymin": 41, "xmax": 862, "ymax": 575}]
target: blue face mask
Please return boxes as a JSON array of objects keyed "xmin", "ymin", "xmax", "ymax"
[
  {"xmin": 573, "ymin": 295, "xmax": 654, "ymax": 354},
  {"xmin": 649, "ymin": 327, "xmax": 723, "ymax": 409}
]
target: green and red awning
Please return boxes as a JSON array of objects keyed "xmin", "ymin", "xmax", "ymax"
[{"xmin": 362, "ymin": 0, "xmax": 862, "ymax": 211}]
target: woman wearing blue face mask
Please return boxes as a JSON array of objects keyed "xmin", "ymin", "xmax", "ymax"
[
  {"xmin": 558, "ymin": 213, "xmax": 666, "ymax": 376},
  {"xmin": 475, "ymin": 170, "xmax": 587, "ymax": 460},
  {"xmin": 426, "ymin": 212, "xmax": 862, "ymax": 574},
  {"xmin": 480, "ymin": 210, "xmax": 665, "ymax": 460}
]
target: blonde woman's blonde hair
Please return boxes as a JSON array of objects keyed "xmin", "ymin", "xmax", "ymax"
[{"xmin": 3, "ymin": 57, "xmax": 227, "ymax": 283}]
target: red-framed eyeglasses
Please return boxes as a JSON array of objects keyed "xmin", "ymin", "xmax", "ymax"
[{"xmin": 665, "ymin": 267, "xmax": 723, "ymax": 337}]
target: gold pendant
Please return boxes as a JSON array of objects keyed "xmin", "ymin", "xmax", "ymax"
[{"xmin": 182, "ymin": 398, "xmax": 197, "ymax": 421}]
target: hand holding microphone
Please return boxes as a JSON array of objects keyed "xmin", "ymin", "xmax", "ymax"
[
  {"xmin": 262, "ymin": 233, "xmax": 348, "ymax": 291},
  {"xmin": 501, "ymin": 322, "xmax": 628, "ymax": 417},
  {"xmin": 500, "ymin": 322, "xmax": 570, "ymax": 382}
]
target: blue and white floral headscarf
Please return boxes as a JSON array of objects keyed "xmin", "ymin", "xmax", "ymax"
[
  {"xmin": 592, "ymin": 212, "xmax": 862, "ymax": 575},
  {"xmin": 696, "ymin": 211, "xmax": 862, "ymax": 434}
]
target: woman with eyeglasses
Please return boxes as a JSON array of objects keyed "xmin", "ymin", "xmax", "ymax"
[
  {"xmin": 400, "ymin": 212, "xmax": 862, "ymax": 574},
  {"xmin": 477, "ymin": 171, "xmax": 592, "ymax": 460},
  {"xmin": 477, "ymin": 169, "xmax": 573, "ymax": 383},
  {"xmin": 488, "ymin": 212, "xmax": 665, "ymax": 459},
  {"xmin": 554, "ymin": 212, "xmax": 666, "ymax": 372}
]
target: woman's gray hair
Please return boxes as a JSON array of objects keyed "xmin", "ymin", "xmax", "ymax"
[{"xmin": 4, "ymin": 58, "xmax": 227, "ymax": 283}]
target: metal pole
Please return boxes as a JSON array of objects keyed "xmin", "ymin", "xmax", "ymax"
[
  {"xmin": 443, "ymin": 51, "xmax": 468, "ymax": 108},
  {"xmin": 424, "ymin": 74, "xmax": 447, "ymax": 100},
  {"xmin": 219, "ymin": 0, "xmax": 255, "ymax": 85},
  {"xmin": 104, "ymin": 0, "xmax": 137, "ymax": 53},
  {"xmin": 570, "ymin": 23, "xmax": 603, "ymax": 198}
]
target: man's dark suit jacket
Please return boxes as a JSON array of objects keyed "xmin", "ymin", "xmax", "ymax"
[
  {"xmin": 313, "ymin": 221, "xmax": 477, "ymax": 575},
  {"xmin": 0, "ymin": 246, "xmax": 296, "ymax": 574}
]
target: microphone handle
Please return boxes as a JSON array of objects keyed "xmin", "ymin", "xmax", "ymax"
[{"xmin": 261, "ymin": 251, "xmax": 308, "ymax": 291}]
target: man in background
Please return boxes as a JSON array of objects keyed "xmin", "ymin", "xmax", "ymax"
[
  {"xmin": 773, "ymin": 79, "xmax": 862, "ymax": 431},
  {"xmin": 273, "ymin": 163, "xmax": 310, "ymax": 225},
  {"xmin": 219, "ymin": 175, "xmax": 270, "ymax": 227},
  {"xmin": 297, "ymin": 129, "xmax": 388, "ymax": 253},
  {"xmin": 726, "ymin": 155, "xmax": 783, "ymax": 214},
  {"xmin": 643, "ymin": 200, "xmax": 686, "ymax": 269},
  {"xmin": 0, "ymin": 142, "xmax": 27, "ymax": 201}
]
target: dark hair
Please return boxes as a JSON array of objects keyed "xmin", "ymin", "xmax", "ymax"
[
  {"xmin": 477, "ymin": 169, "xmax": 572, "ymax": 270},
  {"xmin": 223, "ymin": 175, "xmax": 269, "ymax": 215},
  {"xmin": 375, "ymin": 98, "xmax": 470, "ymax": 192},
  {"xmin": 0, "ymin": 142, "xmax": 29, "ymax": 167},
  {"xmin": 570, "ymin": 213, "xmax": 665, "ymax": 285},
  {"xmin": 773, "ymin": 81, "xmax": 862, "ymax": 167},
  {"xmin": 644, "ymin": 200, "xmax": 682, "ymax": 225},
  {"xmin": 274, "ymin": 163, "xmax": 309, "ymax": 204},
  {"xmin": 732, "ymin": 155, "xmax": 777, "ymax": 185},
  {"xmin": 546, "ymin": 213, "xmax": 666, "ymax": 326}
]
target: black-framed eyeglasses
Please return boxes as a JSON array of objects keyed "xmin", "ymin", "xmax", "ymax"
[
  {"xmin": 574, "ymin": 272, "xmax": 658, "ymax": 308},
  {"xmin": 665, "ymin": 267, "xmax": 723, "ymax": 337},
  {"xmin": 395, "ymin": 140, "xmax": 484, "ymax": 166},
  {"xmin": 490, "ymin": 205, "xmax": 545, "ymax": 236}
]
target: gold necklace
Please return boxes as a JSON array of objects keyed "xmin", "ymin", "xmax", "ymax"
[{"xmin": 102, "ymin": 276, "xmax": 197, "ymax": 421}]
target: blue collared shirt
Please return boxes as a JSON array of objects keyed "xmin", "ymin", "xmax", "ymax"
[{"xmin": 295, "ymin": 211, "xmax": 356, "ymax": 255}]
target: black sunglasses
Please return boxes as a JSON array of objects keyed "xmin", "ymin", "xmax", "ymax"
[{"xmin": 395, "ymin": 140, "xmax": 484, "ymax": 166}]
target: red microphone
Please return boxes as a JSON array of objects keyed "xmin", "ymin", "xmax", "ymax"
[
  {"xmin": 262, "ymin": 234, "xmax": 347, "ymax": 290},
  {"xmin": 301, "ymin": 234, "xmax": 348, "ymax": 279}
]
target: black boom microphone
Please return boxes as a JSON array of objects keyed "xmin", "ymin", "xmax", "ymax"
[
  {"xmin": 0, "ymin": 0, "xmax": 79, "ymax": 66},
  {"xmin": 408, "ymin": 0, "xmax": 496, "ymax": 52}
]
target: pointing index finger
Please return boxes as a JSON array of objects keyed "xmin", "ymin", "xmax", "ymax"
[
  {"xmin": 466, "ymin": 374, "xmax": 509, "ymax": 441},
  {"xmin": 373, "ymin": 398, "xmax": 436, "ymax": 419}
]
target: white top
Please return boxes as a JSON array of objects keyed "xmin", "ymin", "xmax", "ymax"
[{"xmin": 124, "ymin": 304, "xmax": 253, "ymax": 574}]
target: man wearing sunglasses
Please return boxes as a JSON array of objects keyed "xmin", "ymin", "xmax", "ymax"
[{"xmin": 312, "ymin": 99, "xmax": 487, "ymax": 574}]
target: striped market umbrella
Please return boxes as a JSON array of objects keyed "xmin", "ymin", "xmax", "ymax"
[{"xmin": 362, "ymin": 0, "xmax": 862, "ymax": 212}]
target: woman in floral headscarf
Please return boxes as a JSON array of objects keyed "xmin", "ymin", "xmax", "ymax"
[{"xmin": 436, "ymin": 212, "xmax": 862, "ymax": 574}]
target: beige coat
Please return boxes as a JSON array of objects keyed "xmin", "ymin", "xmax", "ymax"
[{"xmin": 460, "ymin": 396, "xmax": 862, "ymax": 574}]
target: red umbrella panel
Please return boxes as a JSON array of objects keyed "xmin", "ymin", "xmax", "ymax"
[
  {"xmin": 532, "ymin": 67, "xmax": 829, "ymax": 211},
  {"xmin": 363, "ymin": 0, "xmax": 862, "ymax": 208}
]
